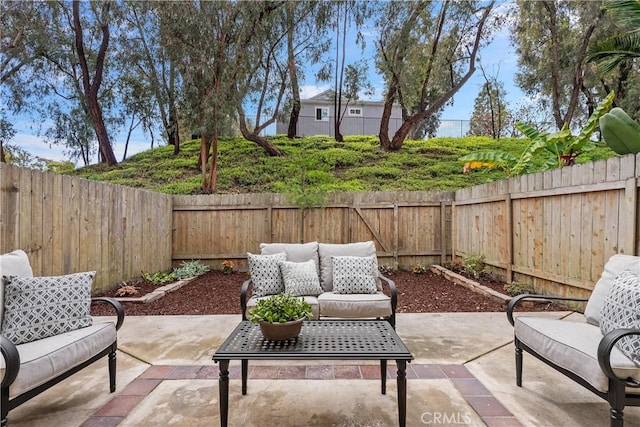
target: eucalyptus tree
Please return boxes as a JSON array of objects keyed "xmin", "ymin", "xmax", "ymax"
[
  {"xmin": 375, "ymin": 0, "xmax": 496, "ymax": 151},
  {"xmin": 330, "ymin": 0, "xmax": 371, "ymax": 142},
  {"xmin": 0, "ymin": 1, "xmax": 48, "ymax": 162},
  {"xmin": 159, "ymin": 1, "xmax": 284, "ymax": 193},
  {"xmin": 283, "ymin": 1, "xmax": 332, "ymax": 138},
  {"xmin": 120, "ymin": 1, "xmax": 182, "ymax": 155},
  {"xmin": 44, "ymin": 107, "xmax": 96, "ymax": 166},
  {"xmin": 469, "ymin": 67, "xmax": 510, "ymax": 138},
  {"xmin": 235, "ymin": 3, "xmax": 289, "ymax": 155},
  {"xmin": 19, "ymin": 0, "xmax": 123, "ymax": 165},
  {"xmin": 512, "ymin": 0, "xmax": 607, "ymax": 130}
]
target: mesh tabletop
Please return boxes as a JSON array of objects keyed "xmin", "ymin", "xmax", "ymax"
[{"xmin": 213, "ymin": 320, "xmax": 413, "ymax": 361}]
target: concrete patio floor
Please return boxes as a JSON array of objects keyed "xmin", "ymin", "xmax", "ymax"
[{"xmin": 7, "ymin": 312, "xmax": 640, "ymax": 427}]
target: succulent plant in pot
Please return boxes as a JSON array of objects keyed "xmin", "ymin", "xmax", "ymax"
[{"xmin": 248, "ymin": 293, "xmax": 313, "ymax": 341}]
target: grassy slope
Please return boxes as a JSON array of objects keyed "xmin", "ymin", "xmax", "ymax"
[{"xmin": 70, "ymin": 135, "xmax": 617, "ymax": 195}]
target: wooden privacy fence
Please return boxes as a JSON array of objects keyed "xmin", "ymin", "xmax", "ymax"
[
  {"xmin": 453, "ymin": 154, "xmax": 640, "ymax": 298},
  {"xmin": 0, "ymin": 163, "xmax": 173, "ymax": 293},
  {"xmin": 2, "ymin": 153, "xmax": 639, "ymax": 298},
  {"xmin": 171, "ymin": 191, "xmax": 453, "ymax": 270}
]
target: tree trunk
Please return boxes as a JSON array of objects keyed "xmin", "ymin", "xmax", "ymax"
[
  {"xmin": 167, "ymin": 112, "xmax": 180, "ymax": 155},
  {"xmin": 242, "ymin": 128, "xmax": 284, "ymax": 156},
  {"xmin": 208, "ymin": 129, "xmax": 219, "ymax": 192},
  {"xmin": 72, "ymin": 0, "xmax": 117, "ymax": 166},
  {"xmin": 238, "ymin": 106, "xmax": 284, "ymax": 156},
  {"xmin": 286, "ymin": 7, "xmax": 300, "ymax": 139},
  {"xmin": 379, "ymin": 71, "xmax": 399, "ymax": 150},
  {"xmin": 0, "ymin": 141, "xmax": 5, "ymax": 163},
  {"xmin": 200, "ymin": 133, "xmax": 210, "ymax": 193}
]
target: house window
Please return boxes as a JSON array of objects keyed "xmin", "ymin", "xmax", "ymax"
[
  {"xmin": 315, "ymin": 107, "xmax": 329, "ymax": 121},
  {"xmin": 348, "ymin": 107, "xmax": 362, "ymax": 116}
]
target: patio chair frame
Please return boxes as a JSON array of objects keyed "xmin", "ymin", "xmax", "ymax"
[
  {"xmin": 508, "ymin": 294, "xmax": 640, "ymax": 427},
  {"xmin": 1, "ymin": 298, "xmax": 124, "ymax": 427}
]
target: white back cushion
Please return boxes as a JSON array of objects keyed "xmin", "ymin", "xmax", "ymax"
[
  {"xmin": 318, "ymin": 241, "xmax": 378, "ymax": 292},
  {"xmin": 585, "ymin": 254, "xmax": 640, "ymax": 326},
  {"xmin": 260, "ymin": 241, "xmax": 319, "ymax": 271},
  {"xmin": 0, "ymin": 250, "xmax": 34, "ymax": 325}
]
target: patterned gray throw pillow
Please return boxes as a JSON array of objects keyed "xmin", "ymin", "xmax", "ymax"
[
  {"xmin": 1, "ymin": 271, "xmax": 94, "ymax": 345},
  {"xmin": 600, "ymin": 269, "xmax": 640, "ymax": 365},
  {"xmin": 332, "ymin": 255, "xmax": 378, "ymax": 294},
  {"xmin": 247, "ymin": 252, "xmax": 287, "ymax": 297},
  {"xmin": 280, "ymin": 259, "xmax": 323, "ymax": 296}
]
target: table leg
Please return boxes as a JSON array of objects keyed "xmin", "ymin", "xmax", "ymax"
[
  {"xmin": 380, "ymin": 359, "xmax": 387, "ymax": 394},
  {"xmin": 218, "ymin": 360, "xmax": 229, "ymax": 427},
  {"xmin": 241, "ymin": 359, "xmax": 248, "ymax": 395},
  {"xmin": 396, "ymin": 360, "xmax": 407, "ymax": 427}
]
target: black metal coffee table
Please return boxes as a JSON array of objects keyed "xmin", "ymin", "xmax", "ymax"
[{"xmin": 213, "ymin": 320, "xmax": 414, "ymax": 427}]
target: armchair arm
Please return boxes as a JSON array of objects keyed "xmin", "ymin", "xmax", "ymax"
[
  {"xmin": 598, "ymin": 328, "xmax": 640, "ymax": 388},
  {"xmin": 506, "ymin": 294, "xmax": 589, "ymax": 326},
  {"xmin": 240, "ymin": 279, "xmax": 254, "ymax": 321},
  {"xmin": 0, "ymin": 337, "xmax": 20, "ymax": 388},
  {"xmin": 91, "ymin": 297, "xmax": 125, "ymax": 331},
  {"xmin": 378, "ymin": 274, "xmax": 397, "ymax": 313}
]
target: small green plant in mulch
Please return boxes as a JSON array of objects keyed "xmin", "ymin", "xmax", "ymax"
[
  {"xmin": 221, "ymin": 260, "xmax": 235, "ymax": 275},
  {"xmin": 173, "ymin": 260, "xmax": 210, "ymax": 279},
  {"xmin": 412, "ymin": 264, "xmax": 427, "ymax": 274},
  {"xmin": 503, "ymin": 281, "xmax": 534, "ymax": 296},
  {"xmin": 462, "ymin": 253, "xmax": 486, "ymax": 278},
  {"xmin": 142, "ymin": 270, "xmax": 176, "ymax": 285},
  {"xmin": 378, "ymin": 263, "xmax": 396, "ymax": 275}
]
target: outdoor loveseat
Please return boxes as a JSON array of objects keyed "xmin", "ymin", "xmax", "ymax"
[
  {"xmin": 241, "ymin": 241, "xmax": 397, "ymax": 327},
  {"xmin": 507, "ymin": 254, "xmax": 640, "ymax": 427},
  {"xmin": 0, "ymin": 249, "xmax": 124, "ymax": 426}
]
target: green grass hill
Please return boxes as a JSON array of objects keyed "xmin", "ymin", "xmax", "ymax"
[{"xmin": 69, "ymin": 135, "xmax": 616, "ymax": 195}]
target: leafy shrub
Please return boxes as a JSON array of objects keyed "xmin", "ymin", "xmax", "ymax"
[
  {"xmin": 173, "ymin": 260, "xmax": 210, "ymax": 279},
  {"xmin": 503, "ymin": 281, "xmax": 534, "ymax": 296},
  {"xmin": 379, "ymin": 263, "xmax": 396, "ymax": 275},
  {"xmin": 221, "ymin": 260, "xmax": 235, "ymax": 275},
  {"xmin": 463, "ymin": 254, "xmax": 486, "ymax": 278},
  {"xmin": 142, "ymin": 270, "xmax": 176, "ymax": 285},
  {"xmin": 412, "ymin": 264, "xmax": 427, "ymax": 274},
  {"xmin": 114, "ymin": 283, "xmax": 139, "ymax": 297},
  {"xmin": 248, "ymin": 293, "xmax": 313, "ymax": 323}
]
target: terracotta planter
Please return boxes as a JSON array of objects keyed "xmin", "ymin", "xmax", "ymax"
[{"xmin": 259, "ymin": 319, "xmax": 304, "ymax": 341}]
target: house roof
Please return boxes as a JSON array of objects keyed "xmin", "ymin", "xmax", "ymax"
[{"xmin": 305, "ymin": 89, "xmax": 390, "ymax": 106}]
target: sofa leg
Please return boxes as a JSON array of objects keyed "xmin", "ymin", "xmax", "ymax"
[
  {"xmin": 515, "ymin": 338, "xmax": 523, "ymax": 387},
  {"xmin": 109, "ymin": 345, "xmax": 117, "ymax": 393}
]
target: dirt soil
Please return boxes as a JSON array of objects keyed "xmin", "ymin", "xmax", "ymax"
[{"xmin": 91, "ymin": 269, "xmax": 566, "ymax": 317}]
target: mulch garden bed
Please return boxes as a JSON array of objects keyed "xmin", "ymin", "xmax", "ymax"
[{"xmin": 91, "ymin": 268, "xmax": 567, "ymax": 316}]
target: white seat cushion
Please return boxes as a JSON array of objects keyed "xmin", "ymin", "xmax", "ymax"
[
  {"xmin": 515, "ymin": 316, "xmax": 640, "ymax": 393},
  {"xmin": 318, "ymin": 292, "xmax": 392, "ymax": 319},
  {"xmin": 0, "ymin": 322, "xmax": 116, "ymax": 398},
  {"xmin": 245, "ymin": 295, "xmax": 320, "ymax": 320}
]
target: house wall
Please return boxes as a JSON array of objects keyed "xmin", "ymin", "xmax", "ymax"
[{"xmin": 276, "ymin": 101, "xmax": 403, "ymax": 137}]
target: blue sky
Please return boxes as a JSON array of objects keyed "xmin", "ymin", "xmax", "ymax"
[{"xmin": 8, "ymin": 3, "xmax": 525, "ymax": 164}]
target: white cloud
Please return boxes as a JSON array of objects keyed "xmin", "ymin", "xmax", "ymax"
[{"xmin": 299, "ymin": 85, "xmax": 331, "ymax": 99}]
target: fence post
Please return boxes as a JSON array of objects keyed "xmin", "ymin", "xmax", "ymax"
[{"xmin": 505, "ymin": 193, "xmax": 513, "ymax": 284}]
